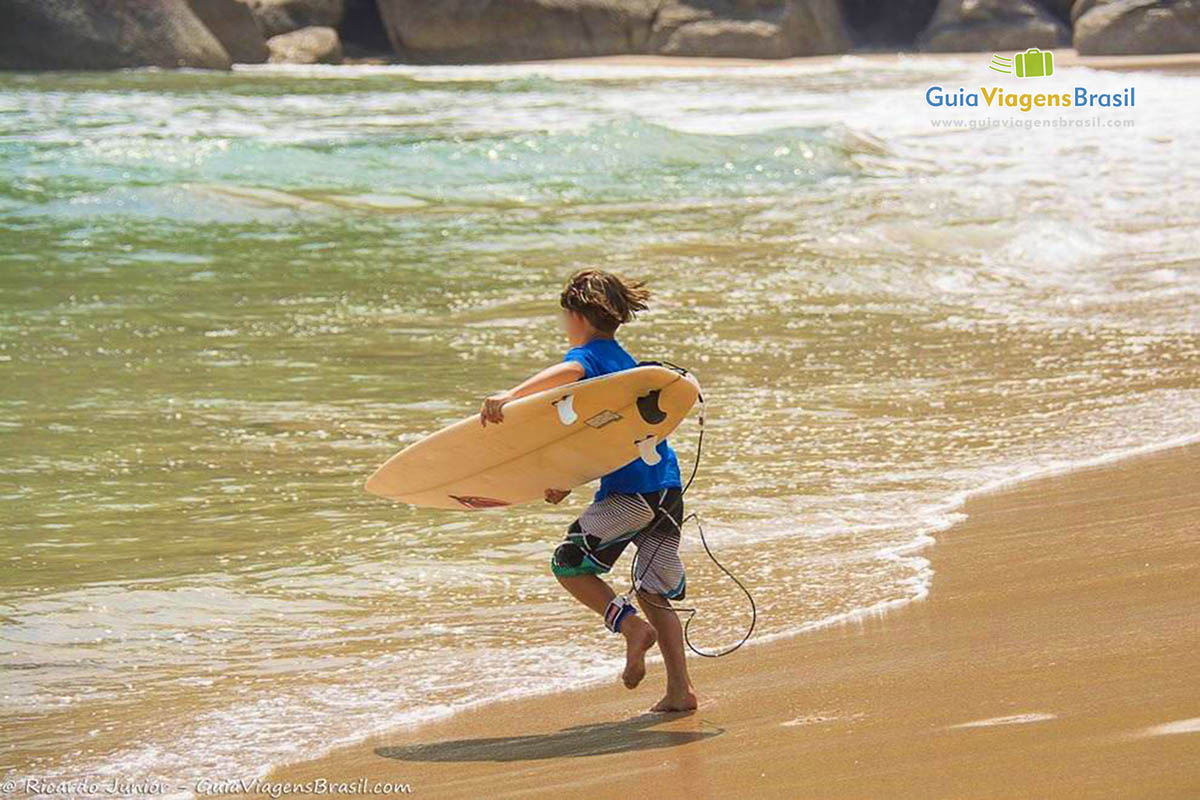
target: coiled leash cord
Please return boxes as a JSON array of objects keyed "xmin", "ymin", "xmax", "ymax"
[{"xmin": 622, "ymin": 377, "xmax": 756, "ymax": 658}]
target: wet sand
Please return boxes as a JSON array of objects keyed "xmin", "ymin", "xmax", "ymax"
[{"xmin": 256, "ymin": 441, "xmax": 1200, "ymax": 798}]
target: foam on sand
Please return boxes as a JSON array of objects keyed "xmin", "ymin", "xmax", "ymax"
[
  {"xmin": 948, "ymin": 712, "xmax": 1057, "ymax": 729},
  {"xmin": 1136, "ymin": 717, "xmax": 1200, "ymax": 738}
]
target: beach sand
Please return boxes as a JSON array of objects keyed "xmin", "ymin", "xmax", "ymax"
[{"xmin": 256, "ymin": 443, "xmax": 1200, "ymax": 798}]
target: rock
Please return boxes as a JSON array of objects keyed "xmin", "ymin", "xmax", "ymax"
[
  {"xmin": 188, "ymin": 0, "xmax": 269, "ymax": 63},
  {"xmin": 0, "ymin": 0, "xmax": 232, "ymax": 70},
  {"xmin": 917, "ymin": 0, "xmax": 1069, "ymax": 52},
  {"xmin": 651, "ymin": 0, "xmax": 849, "ymax": 58},
  {"xmin": 375, "ymin": 0, "xmax": 658, "ymax": 62},
  {"xmin": 1073, "ymin": 0, "xmax": 1200, "ymax": 55},
  {"xmin": 654, "ymin": 19, "xmax": 798, "ymax": 57},
  {"xmin": 374, "ymin": 0, "xmax": 850, "ymax": 63},
  {"xmin": 266, "ymin": 25, "xmax": 343, "ymax": 62},
  {"xmin": 246, "ymin": 0, "xmax": 345, "ymax": 38}
]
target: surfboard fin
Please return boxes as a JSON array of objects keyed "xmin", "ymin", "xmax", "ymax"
[
  {"xmin": 635, "ymin": 434, "xmax": 661, "ymax": 466},
  {"xmin": 553, "ymin": 394, "xmax": 577, "ymax": 426},
  {"xmin": 636, "ymin": 389, "xmax": 667, "ymax": 424}
]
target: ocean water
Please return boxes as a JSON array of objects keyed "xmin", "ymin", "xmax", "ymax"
[{"xmin": 1, "ymin": 56, "xmax": 1198, "ymax": 789}]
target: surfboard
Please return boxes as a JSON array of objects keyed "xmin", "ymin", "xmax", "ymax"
[{"xmin": 365, "ymin": 365, "xmax": 700, "ymax": 510}]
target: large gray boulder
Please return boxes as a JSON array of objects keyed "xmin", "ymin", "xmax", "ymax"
[
  {"xmin": 917, "ymin": 0, "xmax": 1069, "ymax": 52},
  {"xmin": 374, "ymin": 0, "xmax": 850, "ymax": 63},
  {"xmin": 266, "ymin": 25, "xmax": 343, "ymax": 62},
  {"xmin": 376, "ymin": 0, "xmax": 658, "ymax": 62},
  {"xmin": 0, "ymin": 0, "xmax": 232, "ymax": 70},
  {"xmin": 246, "ymin": 0, "xmax": 345, "ymax": 38},
  {"xmin": 1073, "ymin": 0, "xmax": 1200, "ymax": 55},
  {"xmin": 188, "ymin": 0, "xmax": 269, "ymax": 63},
  {"xmin": 650, "ymin": 0, "xmax": 848, "ymax": 58}
]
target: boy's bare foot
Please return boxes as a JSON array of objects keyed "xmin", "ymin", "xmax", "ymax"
[
  {"xmin": 650, "ymin": 689, "xmax": 698, "ymax": 713},
  {"xmin": 621, "ymin": 618, "xmax": 657, "ymax": 689}
]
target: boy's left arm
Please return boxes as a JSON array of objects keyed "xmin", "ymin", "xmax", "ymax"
[{"xmin": 479, "ymin": 361, "xmax": 585, "ymax": 427}]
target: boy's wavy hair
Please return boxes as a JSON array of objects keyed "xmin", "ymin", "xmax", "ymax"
[{"xmin": 560, "ymin": 269, "xmax": 650, "ymax": 334}]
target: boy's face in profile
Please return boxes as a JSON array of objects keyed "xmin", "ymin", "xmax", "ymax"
[{"xmin": 561, "ymin": 309, "xmax": 589, "ymax": 344}]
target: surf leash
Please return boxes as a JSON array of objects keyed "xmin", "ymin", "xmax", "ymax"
[{"xmin": 622, "ymin": 362, "xmax": 757, "ymax": 658}]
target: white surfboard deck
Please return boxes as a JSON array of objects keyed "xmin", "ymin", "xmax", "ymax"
[{"xmin": 365, "ymin": 365, "xmax": 700, "ymax": 510}]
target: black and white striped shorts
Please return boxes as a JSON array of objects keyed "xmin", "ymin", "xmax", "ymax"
[{"xmin": 550, "ymin": 487, "xmax": 686, "ymax": 600}]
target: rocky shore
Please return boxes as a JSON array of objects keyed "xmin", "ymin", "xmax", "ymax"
[{"xmin": 0, "ymin": 0, "xmax": 1196, "ymax": 70}]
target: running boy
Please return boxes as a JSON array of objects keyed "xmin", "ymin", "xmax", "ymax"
[{"xmin": 479, "ymin": 269, "xmax": 697, "ymax": 713}]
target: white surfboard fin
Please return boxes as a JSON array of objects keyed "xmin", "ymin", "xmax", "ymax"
[
  {"xmin": 553, "ymin": 395, "xmax": 577, "ymax": 426},
  {"xmin": 635, "ymin": 434, "xmax": 661, "ymax": 466}
]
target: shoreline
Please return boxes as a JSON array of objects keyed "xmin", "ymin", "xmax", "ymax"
[
  {"xmin": 248, "ymin": 49, "xmax": 1200, "ymax": 74},
  {"xmin": 254, "ymin": 439, "xmax": 1200, "ymax": 798},
  {"xmin": 538, "ymin": 49, "xmax": 1200, "ymax": 73}
]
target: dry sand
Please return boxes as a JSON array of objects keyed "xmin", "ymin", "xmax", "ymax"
[{"xmin": 257, "ymin": 443, "xmax": 1200, "ymax": 798}]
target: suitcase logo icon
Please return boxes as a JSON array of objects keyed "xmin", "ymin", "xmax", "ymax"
[{"xmin": 989, "ymin": 48, "xmax": 1055, "ymax": 79}]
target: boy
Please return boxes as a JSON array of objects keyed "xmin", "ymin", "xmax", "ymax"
[{"xmin": 479, "ymin": 269, "xmax": 697, "ymax": 713}]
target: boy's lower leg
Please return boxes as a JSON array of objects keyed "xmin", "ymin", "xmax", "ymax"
[
  {"xmin": 556, "ymin": 574, "xmax": 657, "ymax": 689},
  {"xmin": 636, "ymin": 589, "xmax": 698, "ymax": 712}
]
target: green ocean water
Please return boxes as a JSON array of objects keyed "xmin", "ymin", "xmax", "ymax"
[{"xmin": 1, "ymin": 59, "xmax": 1198, "ymax": 785}]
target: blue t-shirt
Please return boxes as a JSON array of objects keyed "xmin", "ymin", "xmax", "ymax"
[{"xmin": 562, "ymin": 338, "xmax": 682, "ymax": 502}]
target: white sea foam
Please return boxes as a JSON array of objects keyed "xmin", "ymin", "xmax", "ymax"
[
  {"xmin": 1135, "ymin": 717, "xmax": 1200, "ymax": 737},
  {"xmin": 948, "ymin": 713, "xmax": 1058, "ymax": 729}
]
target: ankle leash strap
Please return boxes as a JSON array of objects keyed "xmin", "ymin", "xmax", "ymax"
[{"xmin": 603, "ymin": 594, "xmax": 637, "ymax": 633}]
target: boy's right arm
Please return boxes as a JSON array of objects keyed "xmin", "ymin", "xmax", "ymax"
[{"xmin": 480, "ymin": 361, "xmax": 585, "ymax": 426}]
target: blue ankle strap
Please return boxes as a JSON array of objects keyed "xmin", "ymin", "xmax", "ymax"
[{"xmin": 603, "ymin": 595, "xmax": 637, "ymax": 633}]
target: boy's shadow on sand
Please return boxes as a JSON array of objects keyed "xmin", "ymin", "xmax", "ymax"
[{"xmin": 375, "ymin": 712, "xmax": 722, "ymax": 762}]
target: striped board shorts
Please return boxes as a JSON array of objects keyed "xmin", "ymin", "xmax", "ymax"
[{"xmin": 550, "ymin": 487, "xmax": 686, "ymax": 600}]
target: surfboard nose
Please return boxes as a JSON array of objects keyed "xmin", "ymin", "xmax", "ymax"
[{"xmin": 364, "ymin": 467, "xmax": 390, "ymax": 498}]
